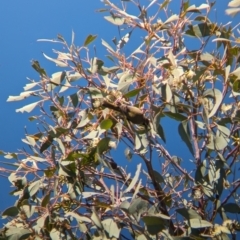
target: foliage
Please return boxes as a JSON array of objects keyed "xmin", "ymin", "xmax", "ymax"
[{"xmin": 1, "ymin": 0, "xmax": 240, "ymax": 239}]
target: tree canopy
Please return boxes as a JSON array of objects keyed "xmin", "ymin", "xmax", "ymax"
[{"xmin": 1, "ymin": 0, "xmax": 240, "ymax": 239}]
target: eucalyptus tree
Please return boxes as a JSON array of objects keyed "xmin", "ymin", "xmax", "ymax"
[{"xmin": 1, "ymin": 0, "xmax": 240, "ymax": 239}]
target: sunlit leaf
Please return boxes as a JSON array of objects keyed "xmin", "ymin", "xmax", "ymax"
[
  {"xmin": 102, "ymin": 218, "xmax": 121, "ymax": 238},
  {"xmin": 28, "ymin": 180, "xmax": 41, "ymax": 197},
  {"xmin": 7, "ymin": 90, "xmax": 40, "ymax": 102},
  {"xmin": 102, "ymin": 39, "xmax": 114, "ymax": 52},
  {"xmin": 16, "ymin": 100, "xmax": 43, "ymax": 113},
  {"xmin": 117, "ymin": 31, "xmax": 132, "ymax": 49},
  {"xmin": 43, "ymin": 53, "xmax": 68, "ymax": 67},
  {"xmin": 124, "ymin": 163, "xmax": 141, "ymax": 194},
  {"xmin": 187, "ymin": 219, "xmax": 212, "ymax": 228},
  {"xmin": 104, "ymin": 15, "xmax": 125, "ymax": 25},
  {"xmin": 91, "ymin": 209, "xmax": 103, "ymax": 229},
  {"xmin": 203, "ymin": 89, "xmax": 222, "ymax": 118}
]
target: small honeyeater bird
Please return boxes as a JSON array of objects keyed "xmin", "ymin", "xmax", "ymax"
[{"xmin": 101, "ymin": 99, "xmax": 149, "ymax": 126}]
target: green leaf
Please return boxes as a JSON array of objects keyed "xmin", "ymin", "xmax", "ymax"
[
  {"xmin": 157, "ymin": 123, "xmax": 166, "ymax": 143},
  {"xmin": 195, "ymin": 160, "xmax": 207, "ymax": 183},
  {"xmin": 161, "ymin": 83, "xmax": 172, "ymax": 103},
  {"xmin": 222, "ymin": 203, "xmax": 240, "ymax": 213},
  {"xmin": 2, "ymin": 206, "xmax": 19, "ymax": 217},
  {"xmin": 128, "ymin": 198, "xmax": 148, "ymax": 218},
  {"xmin": 83, "ymin": 34, "xmax": 97, "ymax": 46},
  {"xmin": 187, "ymin": 219, "xmax": 212, "ymax": 228},
  {"xmin": 178, "ymin": 120, "xmax": 194, "ymax": 156},
  {"xmin": 70, "ymin": 93, "xmax": 78, "ymax": 108},
  {"xmin": 41, "ymin": 192, "xmax": 51, "ymax": 207},
  {"xmin": 142, "ymin": 214, "xmax": 170, "ymax": 235},
  {"xmin": 97, "ymin": 137, "xmax": 110, "ymax": 154},
  {"xmin": 31, "ymin": 60, "xmax": 47, "ymax": 77},
  {"xmin": 233, "ymin": 79, "xmax": 240, "ymax": 92},
  {"xmin": 40, "ymin": 135, "xmax": 54, "ymax": 153},
  {"xmin": 44, "ymin": 167, "xmax": 56, "ymax": 178},
  {"xmin": 163, "ymin": 111, "xmax": 187, "ymax": 121},
  {"xmin": 160, "ymin": 0, "xmax": 170, "ymax": 9},
  {"xmin": 186, "ymin": 23, "xmax": 212, "ymax": 37},
  {"xmin": 124, "ymin": 87, "xmax": 143, "ymax": 98},
  {"xmin": 153, "ymin": 170, "xmax": 164, "ymax": 184},
  {"xmin": 100, "ymin": 119, "xmax": 113, "ymax": 130},
  {"xmin": 176, "ymin": 208, "xmax": 202, "ymax": 220}
]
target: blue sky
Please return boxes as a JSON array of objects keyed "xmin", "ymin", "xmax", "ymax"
[{"xmin": 0, "ymin": 0, "xmax": 235, "ymax": 225}]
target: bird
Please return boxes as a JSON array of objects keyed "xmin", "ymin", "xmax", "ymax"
[{"xmin": 101, "ymin": 99, "xmax": 149, "ymax": 126}]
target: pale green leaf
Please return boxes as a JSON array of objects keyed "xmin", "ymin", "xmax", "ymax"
[
  {"xmin": 187, "ymin": 219, "xmax": 212, "ymax": 228},
  {"xmin": 163, "ymin": 14, "xmax": 178, "ymax": 25},
  {"xmin": 43, "ymin": 53, "xmax": 68, "ymax": 67},
  {"xmin": 16, "ymin": 100, "xmax": 43, "ymax": 113},
  {"xmin": 203, "ymin": 89, "xmax": 222, "ymax": 118},
  {"xmin": 23, "ymin": 82, "xmax": 39, "ymax": 91},
  {"xmin": 226, "ymin": 7, "xmax": 240, "ymax": 16},
  {"xmin": 28, "ymin": 180, "xmax": 41, "ymax": 197},
  {"xmin": 101, "ymin": 39, "xmax": 114, "ymax": 52},
  {"xmin": 225, "ymin": 65, "xmax": 231, "ymax": 83},
  {"xmin": 104, "ymin": 15, "xmax": 125, "ymax": 25},
  {"xmin": 91, "ymin": 209, "xmax": 103, "ymax": 229},
  {"xmin": 102, "ymin": 218, "xmax": 121, "ymax": 238},
  {"xmin": 65, "ymin": 212, "xmax": 91, "ymax": 222},
  {"xmin": 176, "ymin": 208, "xmax": 201, "ymax": 220},
  {"xmin": 7, "ymin": 90, "xmax": 39, "ymax": 102},
  {"xmin": 124, "ymin": 163, "xmax": 141, "ymax": 194}
]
